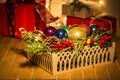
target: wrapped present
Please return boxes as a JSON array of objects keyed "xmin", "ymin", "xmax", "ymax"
[
  {"xmin": 14, "ymin": 3, "xmax": 36, "ymax": 38},
  {"xmin": 62, "ymin": 0, "xmax": 104, "ymax": 19},
  {"xmin": 66, "ymin": 16, "xmax": 116, "ymax": 33},
  {"xmin": 0, "ymin": 3, "xmax": 8, "ymax": 36},
  {"xmin": 15, "ymin": 1, "xmax": 47, "ymax": 38},
  {"xmin": 0, "ymin": 1, "xmax": 47, "ymax": 38},
  {"xmin": 62, "ymin": 4, "xmax": 92, "ymax": 19}
]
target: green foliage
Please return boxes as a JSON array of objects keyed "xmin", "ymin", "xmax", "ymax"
[
  {"xmin": 26, "ymin": 41, "xmax": 51, "ymax": 55},
  {"xmin": 70, "ymin": 0, "xmax": 90, "ymax": 15},
  {"xmin": 23, "ymin": 31, "xmax": 51, "ymax": 55},
  {"xmin": 21, "ymin": 28, "xmax": 112, "ymax": 55},
  {"xmin": 73, "ymin": 40, "xmax": 84, "ymax": 57}
]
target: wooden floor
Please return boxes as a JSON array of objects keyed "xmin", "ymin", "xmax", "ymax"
[{"xmin": 0, "ymin": 34, "xmax": 120, "ymax": 80}]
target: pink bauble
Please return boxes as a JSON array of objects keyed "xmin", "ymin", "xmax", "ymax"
[
  {"xmin": 44, "ymin": 26, "xmax": 56, "ymax": 36},
  {"xmin": 79, "ymin": 23, "xmax": 90, "ymax": 35}
]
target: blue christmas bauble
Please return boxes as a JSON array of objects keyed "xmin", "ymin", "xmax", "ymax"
[{"xmin": 54, "ymin": 29, "xmax": 68, "ymax": 39}]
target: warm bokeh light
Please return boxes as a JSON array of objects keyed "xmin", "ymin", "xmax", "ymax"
[
  {"xmin": 63, "ymin": 16, "xmax": 67, "ymax": 25},
  {"xmin": 99, "ymin": 0, "xmax": 104, "ymax": 5},
  {"xmin": 46, "ymin": 0, "xmax": 50, "ymax": 10}
]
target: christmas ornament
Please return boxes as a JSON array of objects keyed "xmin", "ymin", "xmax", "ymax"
[
  {"xmin": 79, "ymin": 23, "xmax": 90, "ymax": 35},
  {"xmin": 84, "ymin": 38, "xmax": 94, "ymax": 45},
  {"xmin": 68, "ymin": 27, "xmax": 87, "ymax": 40},
  {"xmin": 44, "ymin": 26, "xmax": 56, "ymax": 36},
  {"xmin": 32, "ymin": 30, "xmax": 46, "ymax": 42},
  {"xmin": 62, "ymin": 26, "xmax": 70, "ymax": 34},
  {"xmin": 54, "ymin": 29, "xmax": 68, "ymax": 39},
  {"xmin": 89, "ymin": 24, "xmax": 99, "ymax": 34}
]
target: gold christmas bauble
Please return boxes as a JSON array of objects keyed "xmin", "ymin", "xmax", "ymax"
[
  {"xmin": 32, "ymin": 30, "xmax": 46, "ymax": 42},
  {"xmin": 68, "ymin": 27, "xmax": 87, "ymax": 40}
]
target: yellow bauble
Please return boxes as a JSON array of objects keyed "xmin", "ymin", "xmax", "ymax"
[{"xmin": 68, "ymin": 27, "xmax": 87, "ymax": 40}]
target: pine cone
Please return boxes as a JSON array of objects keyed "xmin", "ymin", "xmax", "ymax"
[{"xmin": 44, "ymin": 36, "xmax": 60, "ymax": 46}]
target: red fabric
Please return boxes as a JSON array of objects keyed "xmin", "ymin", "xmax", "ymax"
[
  {"xmin": 66, "ymin": 16, "xmax": 116, "ymax": 33},
  {"xmin": 0, "ymin": 3, "xmax": 8, "ymax": 36}
]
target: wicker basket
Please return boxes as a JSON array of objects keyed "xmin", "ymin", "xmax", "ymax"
[{"xmin": 27, "ymin": 42, "xmax": 115, "ymax": 75}]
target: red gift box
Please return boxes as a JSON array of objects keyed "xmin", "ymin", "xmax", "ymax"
[
  {"xmin": 15, "ymin": 3, "xmax": 36, "ymax": 38},
  {"xmin": 0, "ymin": 1, "xmax": 46, "ymax": 38},
  {"xmin": 66, "ymin": 16, "xmax": 116, "ymax": 33},
  {"xmin": 15, "ymin": 2, "xmax": 46, "ymax": 38},
  {"xmin": 0, "ymin": 3, "xmax": 8, "ymax": 36}
]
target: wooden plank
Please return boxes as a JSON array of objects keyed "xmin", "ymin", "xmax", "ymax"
[
  {"xmin": 0, "ymin": 38, "xmax": 16, "ymax": 78},
  {"xmin": 107, "ymin": 61, "xmax": 120, "ymax": 80},
  {"xmin": 116, "ymin": 60, "xmax": 120, "ymax": 74},
  {"xmin": 82, "ymin": 66, "xmax": 96, "ymax": 80},
  {"xmin": 16, "ymin": 59, "xmax": 34, "ymax": 79},
  {"xmin": 43, "ymin": 69, "xmax": 57, "ymax": 80},
  {"xmin": 0, "ymin": 38, "xmax": 24, "ymax": 79},
  {"xmin": 94, "ymin": 65, "xmax": 109, "ymax": 80},
  {"xmin": 0, "ymin": 37, "xmax": 5, "ymax": 48},
  {"xmin": 0, "ymin": 37, "xmax": 14, "ymax": 63},
  {"xmin": 56, "ymin": 72, "xmax": 71, "ymax": 79},
  {"xmin": 2, "ymin": 57, "xmax": 26, "ymax": 79},
  {"xmin": 2, "ymin": 39, "xmax": 26, "ymax": 79},
  {"xmin": 31, "ymin": 67, "xmax": 45, "ymax": 79},
  {"xmin": 0, "ymin": 37, "xmax": 14, "ymax": 62},
  {"xmin": 114, "ymin": 39, "xmax": 120, "ymax": 57},
  {"xmin": 12, "ymin": 39, "xmax": 34, "ymax": 79},
  {"xmin": 70, "ymin": 69, "xmax": 83, "ymax": 80}
]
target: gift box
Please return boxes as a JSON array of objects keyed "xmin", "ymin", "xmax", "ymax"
[
  {"xmin": 66, "ymin": 16, "xmax": 116, "ymax": 33},
  {"xmin": 0, "ymin": 3, "xmax": 8, "ymax": 36},
  {"xmin": 14, "ymin": 3, "xmax": 35, "ymax": 38},
  {"xmin": 62, "ymin": 4, "xmax": 92, "ymax": 19},
  {"xmin": 14, "ymin": 2, "xmax": 46, "ymax": 38},
  {"xmin": 0, "ymin": 1, "xmax": 46, "ymax": 38}
]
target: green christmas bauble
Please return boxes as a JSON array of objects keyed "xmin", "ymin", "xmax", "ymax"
[
  {"xmin": 68, "ymin": 27, "xmax": 87, "ymax": 40},
  {"xmin": 62, "ymin": 26, "xmax": 70, "ymax": 34}
]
